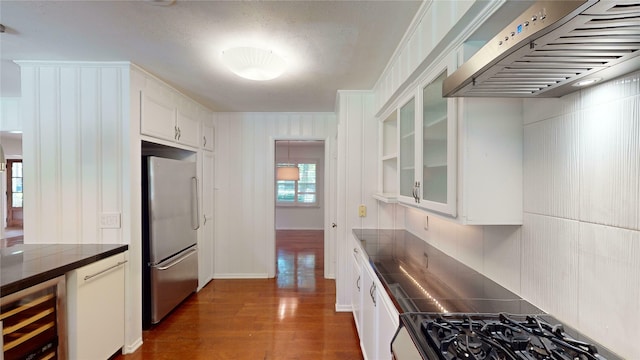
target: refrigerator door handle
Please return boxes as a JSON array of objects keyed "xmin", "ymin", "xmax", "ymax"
[
  {"xmin": 156, "ymin": 247, "xmax": 197, "ymax": 271},
  {"xmin": 191, "ymin": 176, "xmax": 200, "ymax": 230}
]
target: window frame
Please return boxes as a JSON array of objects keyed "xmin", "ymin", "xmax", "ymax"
[{"xmin": 275, "ymin": 160, "xmax": 319, "ymax": 207}]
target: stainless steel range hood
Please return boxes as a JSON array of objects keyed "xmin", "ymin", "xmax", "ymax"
[{"xmin": 443, "ymin": 0, "xmax": 640, "ymax": 98}]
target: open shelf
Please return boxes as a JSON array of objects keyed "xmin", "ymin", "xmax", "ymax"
[{"xmin": 373, "ymin": 193, "xmax": 398, "ymax": 203}]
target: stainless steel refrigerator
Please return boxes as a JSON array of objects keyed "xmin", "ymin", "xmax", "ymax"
[{"xmin": 142, "ymin": 156, "xmax": 199, "ymax": 327}]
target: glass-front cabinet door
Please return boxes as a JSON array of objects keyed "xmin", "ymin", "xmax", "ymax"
[
  {"xmin": 419, "ymin": 66, "xmax": 457, "ymax": 216},
  {"xmin": 398, "ymin": 97, "xmax": 416, "ymax": 200},
  {"xmin": 422, "ymin": 71, "xmax": 448, "ymax": 203}
]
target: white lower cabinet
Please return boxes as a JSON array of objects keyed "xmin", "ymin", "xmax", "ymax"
[
  {"xmin": 352, "ymin": 239, "xmax": 399, "ymax": 360},
  {"xmin": 351, "ymin": 248, "xmax": 362, "ymax": 334},
  {"xmin": 361, "ymin": 265, "xmax": 377, "ymax": 359},
  {"xmin": 66, "ymin": 252, "xmax": 127, "ymax": 359},
  {"xmin": 376, "ymin": 292, "xmax": 399, "ymax": 360}
]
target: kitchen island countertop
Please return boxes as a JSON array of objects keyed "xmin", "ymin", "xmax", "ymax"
[{"xmin": 1, "ymin": 243, "xmax": 128, "ymax": 296}]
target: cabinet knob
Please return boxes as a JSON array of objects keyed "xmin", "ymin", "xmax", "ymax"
[{"xmin": 331, "ymin": 223, "xmax": 337, "ymax": 228}]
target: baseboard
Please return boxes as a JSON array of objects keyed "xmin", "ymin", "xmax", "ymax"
[
  {"xmin": 275, "ymin": 227, "xmax": 324, "ymax": 230},
  {"xmin": 123, "ymin": 337, "xmax": 143, "ymax": 354},
  {"xmin": 335, "ymin": 303, "xmax": 353, "ymax": 312},
  {"xmin": 213, "ymin": 273, "xmax": 269, "ymax": 279}
]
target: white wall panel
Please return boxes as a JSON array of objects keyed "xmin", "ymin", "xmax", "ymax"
[
  {"xmin": 39, "ymin": 67, "xmax": 61, "ymax": 241},
  {"xmin": 214, "ymin": 112, "xmax": 337, "ymax": 279},
  {"xmin": 335, "ymin": 91, "xmax": 377, "ymax": 310},
  {"xmin": 59, "ymin": 67, "xmax": 81, "ymax": 243},
  {"xmin": 578, "ymin": 223, "xmax": 640, "ymax": 358},
  {"xmin": 523, "ymin": 113, "xmax": 580, "ymax": 220},
  {"xmin": 19, "ymin": 62, "xmax": 130, "ymax": 245},
  {"xmin": 0, "ymin": 97, "xmax": 22, "ymax": 132},
  {"xmin": 521, "ymin": 214, "xmax": 579, "ymax": 325},
  {"xmin": 375, "ymin": 202, "xmax": 396, "ymax": 229}
]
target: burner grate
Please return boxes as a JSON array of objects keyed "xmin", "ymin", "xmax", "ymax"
[{"xmin": 420, "ymin": 313, "xmax": 604, "ymax": 360}]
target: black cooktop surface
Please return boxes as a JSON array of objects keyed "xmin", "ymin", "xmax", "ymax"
[{"xmin": 422, "ymin": 313, "xmax": 605, "ymax": 360}]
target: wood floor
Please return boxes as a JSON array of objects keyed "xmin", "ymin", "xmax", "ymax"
[
  {"xmin": 0, "ymin": 227, "xmax": 24, "ymax": 248},
  {"xmin": 117, "ymin": 230, "xmax": 362, "ymax": 360}
]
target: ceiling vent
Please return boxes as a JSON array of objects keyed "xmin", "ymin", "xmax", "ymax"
[{"xmin": 443, "ymin": 0, "xmax": 640, "ymax": 97}]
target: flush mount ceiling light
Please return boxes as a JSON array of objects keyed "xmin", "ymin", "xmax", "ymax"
[{"xmin": 221, "ymin": 47, "xmax": 286, "ymax": 81}]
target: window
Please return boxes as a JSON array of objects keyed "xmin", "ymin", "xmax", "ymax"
[
  {"xmin": 276, "ymin": 162, "xmax": 317, "ymax": 206},
  {"xmin": 9, "ymin": 160, "xmax": 23, "ymax": 208}
]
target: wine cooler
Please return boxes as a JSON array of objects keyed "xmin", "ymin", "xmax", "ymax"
[{"xmin": 1, "ymin": 276, "xmax": 66, "ymax": 360}]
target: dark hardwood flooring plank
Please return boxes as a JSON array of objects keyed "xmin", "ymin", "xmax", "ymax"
[{"xmin": 117, "ymin": 230, "xmax": 362, "ymax": 359}]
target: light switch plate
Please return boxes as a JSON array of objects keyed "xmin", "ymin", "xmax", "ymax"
[
  {"xmin": 358, "ymin": 205, "xmax": 367, "ymax": 217},
  {"xmin": 100, "ymin": 212, "xmax": 121, "ymax": 229}
]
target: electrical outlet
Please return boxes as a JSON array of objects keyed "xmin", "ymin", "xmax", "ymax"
[
  {"xmin": 100, "ymin": 212, "xmax": 121, "ymax": 229},
  {"xmin": 358, "ymin": 205, "xmax": 367, "ymax": 217},
  {"xmin": 424, "ymin": 216, "xmax": 429, "ymax": 230}
]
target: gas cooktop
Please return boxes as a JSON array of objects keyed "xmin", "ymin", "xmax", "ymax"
[{"xmin": 420, "ymin": 313, "xmax": 606, "ymax": 360}]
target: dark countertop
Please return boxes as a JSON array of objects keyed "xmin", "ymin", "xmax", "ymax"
[
  {"xmin": 352, "ymin": 228, "xmax": 621, "ymax": 359},
  {"xmin": 1, "ymin": 243, "xmax": 128, "ymax": 297}
]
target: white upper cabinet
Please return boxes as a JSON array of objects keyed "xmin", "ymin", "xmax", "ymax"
[
  {"xmin": 141, "ymin": 82, "xmax": 176, "ymax": 142},
  {"xmin": 395, "ymin": 56, "xmax": 457, "ymax": 217},
  {"xmin": 176, "ymin": 107, "xmax": 200, "ymax": 147},
  {"xmin": 140, "ymin": 78, "xmax": 202, "ymax": 148},
  {"xmin": 398, "ymin": 96, "xmax": 416, "ymax": 203},
  {"xmin": 377, "ymin": 51, "xmax": 523, "ymax": 225},
  {"xmin": 373, "ymin": 110, "xmax": 398, "ymax": 203},
  {"xmin": 201, "ymin": 116, "xmax": 215, "ymax": 151},
  {"xmin": 417, "ymin": 65, "xmax": 457, "ymax": 216}
]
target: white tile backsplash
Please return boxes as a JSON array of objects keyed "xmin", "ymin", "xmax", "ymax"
[
  {"xmin": 455, "ymin": 224, "xmax": 484, "ymax": 271},
  {"xmin": 581, "ymin": 71, "xmax": 640, "ymax": 107},
  {"xmin": 521, "ymin": 213, "xmax": 580, "ymax": 325},
  {"xmin": 482, "ymin": 226, "xmax": 522, "ymax": 294},
  {"xmin": 578, "ymin": 223, "xmax": 640, "ymax": 358},
  {"xmin": 523, "ymin": 91, "xmax": 581, "ymax": 125},
  {"xmin": 524, "ymin": 112, "xmax": 580, "ymax": 220},
  {"xmin": 580, "ymin": 94, "xmax": 640, "ymax": 230}
]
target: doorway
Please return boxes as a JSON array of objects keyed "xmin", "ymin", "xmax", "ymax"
[{"xmin": 274, "ymin": 140, "xmax": 326, "ymax": 285}]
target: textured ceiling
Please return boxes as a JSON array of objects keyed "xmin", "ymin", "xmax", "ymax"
[{"xmin": 0, "ymin": 0, "xmax": 421, "ymax": 112}]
